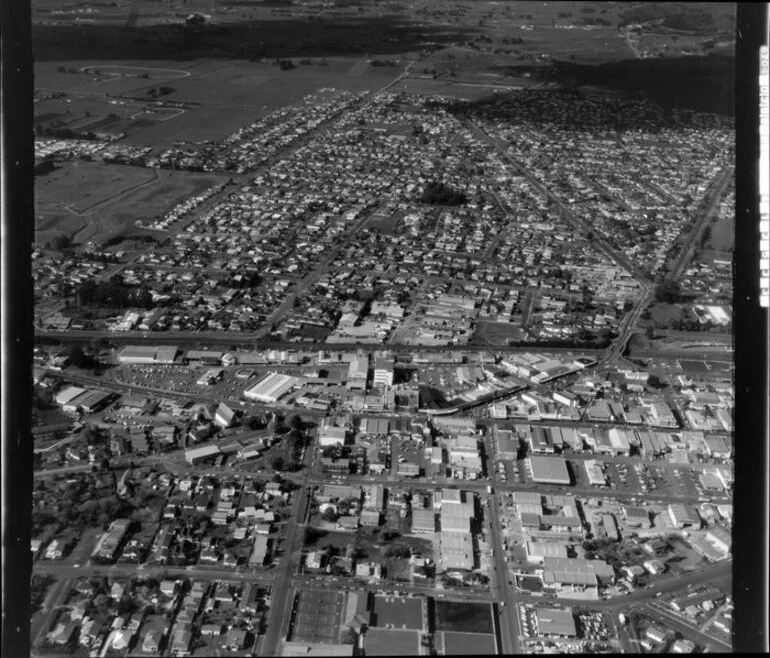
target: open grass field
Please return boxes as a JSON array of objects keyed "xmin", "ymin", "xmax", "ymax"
[
  {"xmin": 471, "ymin": 320, "xmax": 527, "ymax": 347},
  {"xmin": 120, "ymin": 105, "xmax": 258, "ymax": 146},
  {"xmin": 36, "ymin": 161, "xmax": 157, "ymax": 214},
  {"xmin": 36, "ymin": 56, "xmax": 407, "ymax": 148},
  {"xmin": 395, "ymin": 77, "xmax": 533, "ymax": 100},
  {"xmin": 703, "ymin": 213, "xmax": 734, "ymax": 255},
  {"xmin": 647, "ymin": 303, "xmax": 685, "ymax": 327},
  {"xmin": 35, "ymin": 162, "xmax": 228, "ymax": 245}
]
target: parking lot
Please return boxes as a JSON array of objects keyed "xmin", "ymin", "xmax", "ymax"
[
  {"xmin": 496, "ymin": 458, "xmax": 526, "ymax": 485},
  {"xmin": 567, "ymin": 454, "xmax": 724, "ymax": 501}
]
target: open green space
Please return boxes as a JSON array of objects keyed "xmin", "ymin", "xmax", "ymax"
[
  {"xmin": 646, "ymin": 303, "xmax": 685, "ymax": 327},
  {"xmin": 472, "ymin": 320, "xmax": 527, "ymax": 347},
  {"xmin": 703, "ymin": 212, "xmax": 734, "ymax": 254},
  {"xmin": 36, "ymin": 161, "xmax": 157, "ymax": 215},
  {"xmin": 35, "ymin": 162, "xmax": 228, "ymax": 246}
]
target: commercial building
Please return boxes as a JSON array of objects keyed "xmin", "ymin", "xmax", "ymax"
[
  {"xmin": 397, "ymin": 462, "xmax": 419, "ymax": 477},
  {"xmin": 372, "ymin": 357, "xmax": 395, "ymax": 388},
  {"xmin": 542, "ymin": 557, "xmax": 615, "ymax": 599},
  {"xmin": 244, "ymin": 372, "xmax": 300, "ymax": 403},
  {"xmin": 527, "ymin": 456, "xmax": 571, "ymax": 485},
  {"xmin": 73, "ymin": 389, "xmax": 114, "ymax": 414},
  {"xmin": 441, "ymin": 514, "xmax": 472, "ymax": 534},
  {"xmin": 607, "ymin": 428, "xmax": 632, "ymax": 455},
  {"xmin": 525, "ymin": 541, "xmax": 568, "ymax": 565},
  {"xmin": 705, "ymin": 525, "xmax": 731, "ymax": 557},
  {"xmin": 319, "ymin": 425, "xmax": 347, "ymax": 447},
  {"xmin": 534, "ymin": 608, "xmax": 577, "ymax": 637},
  {"xmin": 282, "ymin": 643, "xmax": 353, "ymax": 657},
  {"xmin": 623, "ymin": 505, "xmax": 651, "ymax": 529},
  {"xmin": 411, "ymin": 509, "xmax": 437, "ymax": 534},
  {"xmin": 55, "ymin": 385, "xmax": 86, "ymax": 407},
  {"xmin": 214, "ymin": 403, "xmax": 237, "ymax": 428},
  {"xmin": 359, "ymin": 417, "xmax": 390, "ymax": 435},
  {"xmin": 197, "ymin": 368, "xmax": 224, "ymax": 386},
  {"xmin": 530, "ymin": 426, "xmax": 555, "ymax": 454},
  {"xmin": 185, "ymin": 350, "xmax": 224, "ymax": 365},
  {"xmin": 117, "ymin": 345, "xmax": 179, "ymax": 365},
  {"xmin": 347, "ymin": 357, "xmax": 368, "ymax": 390},
  {"xmin": 363, "ymin": 484, "xmax": 384, "ymax": 511},
  {"xmin": 668, "ymin": 504, "xmax": 701, "ymax": 529},
  {"xmin": 185, "ymin": 445, "xmax": 221, "ymax": 465},
  {"xmin": 584, "ymin": 460, "xmax": 606, "ymax": 487},
  {"xmin": 360, "ymin": 510, "xmax": 380, "ymax": 527},
  {"xmin": 440, "ymin": 532, "xmax": 474, "ymax": 571}
]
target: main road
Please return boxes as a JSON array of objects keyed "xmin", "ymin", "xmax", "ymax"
[
  {"xmin": 486, "ymin": 492, "xmax": 522, "ymax": 654},
  {"xmin": 260, "ymin": 429, "xmax": 316, "ymax": 657}
]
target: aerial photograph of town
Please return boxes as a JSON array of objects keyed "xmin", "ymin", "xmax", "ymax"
[{"xmin": 23, "ymin": 0, "xmax": 745, "ymax": 656}]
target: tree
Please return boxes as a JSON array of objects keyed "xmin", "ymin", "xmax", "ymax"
[
  {"xmin": 647, "ymin": 375, "xmax": 667, "ymax": 389},
  {"xmin": 321, "ymin": 507, "xmax": 338, "ymax": 523},
  {"xmin": 420, "ymin": 181, "xmax": 467, "ymax": 206},
  {"xmin": 67, "ymin": 344, "xmax": 98, "ymax": 370},
  {"xmin": 270, "ymin": 456, "xmax": 285, "ymax": 472},
  {"xmin": 655, "ymin": 280, "xmax": 682, "ymax": 304},
  {"xmin": 289, "ymin": 414, "xmax": 304, "ymax": 432},
  {"xmin": 341, "ymin": 629, "xmax": 357, "ymax": 645},
  {"xmin": 645, "ymin": 326, "xmax": 655, "ymax": 340},
  {"xmin": 51, "ymin": 234, "xmax": 73, "ymax": 251},
  {"xmin": 385, "ymin": 545, "xmax": 411, "ymax": 559}
]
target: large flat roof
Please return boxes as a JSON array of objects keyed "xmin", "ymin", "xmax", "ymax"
[
  {"xmin": 364, "ymin": 628, "xmax": 420, "ymax": 656},
  {"xmin": 528, "ymin": 455, "xmax": 570, "ymax": 484}
]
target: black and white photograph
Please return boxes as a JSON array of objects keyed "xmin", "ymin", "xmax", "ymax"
[{"xmin": 2, "ymin": 1, "xmax": 768, "ymax": 656}]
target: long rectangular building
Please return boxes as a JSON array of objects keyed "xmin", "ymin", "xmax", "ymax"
[
  {"xmin": 185, "ymin": 445, "xmax": 221, "ymax": 465},
  {"xmin": 244, "ymin": 372, "xmax": 300, "ymax": 403},
  {"xmin": 118, "ymin": 345, "xmax": 179, "ymax": 365},
  {"xmin": 440, "ymin": 532, "xmax": 474, "ymax": 570},
  {"xmin": 249, "ymin": 535, "xmax": 270, "ymax": 566}
]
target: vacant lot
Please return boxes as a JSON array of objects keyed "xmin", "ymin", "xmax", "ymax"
[
  {"xmin": 434, "ymin": 600, "xmax": 494, "ymax": 634},
  {"xmin": 372, "ymin": 594, "xmax": 423, "ymax": 630}
]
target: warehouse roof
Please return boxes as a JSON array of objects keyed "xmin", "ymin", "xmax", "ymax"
[
  {"xmin": 528, "ymin": 456, "xmax": 571, "ymax": 484},
  {"xmin": 412, "ymin": 510, "xmax": 436, "ymax": 532}
]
